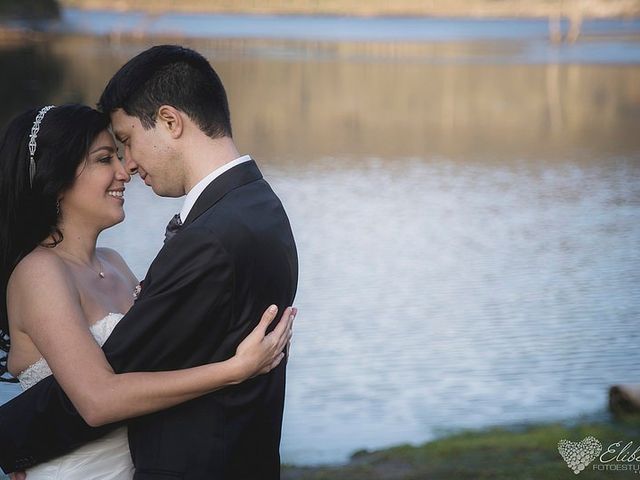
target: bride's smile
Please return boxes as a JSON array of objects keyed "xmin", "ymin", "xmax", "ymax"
[{"xmin": 59, "ymin": 129, "xmax": 130, "ymax": 232}]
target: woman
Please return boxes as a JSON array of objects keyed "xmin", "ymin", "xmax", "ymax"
[{"xmin": 0, "ymin": 104, "xmax": 296, "ymax": 479}]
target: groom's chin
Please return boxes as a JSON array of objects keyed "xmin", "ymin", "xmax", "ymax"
[{"xmin": 149, "ymin": 184, "xmax": 185, "ymax": 199}]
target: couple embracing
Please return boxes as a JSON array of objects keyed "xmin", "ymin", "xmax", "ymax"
[{"xmin": 0, "ymin": 44, "xmax": 298, "ymax": 479}]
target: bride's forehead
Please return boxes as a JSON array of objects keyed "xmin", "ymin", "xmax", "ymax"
[{"xmin": 90, "ymin": 130, "xmax": 116, "ymax": 148}]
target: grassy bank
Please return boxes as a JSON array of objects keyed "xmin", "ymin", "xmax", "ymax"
[
  {"xmin": 1, "ymin": 414, "xmax": 637, "ymax": 478},
  {"xmin": 282, "ymin": 414, "xmax": 640, "ymax": 479},
  {"xmin": 59, "ymin": 0, "xmax": 640, "ymax": 18}
]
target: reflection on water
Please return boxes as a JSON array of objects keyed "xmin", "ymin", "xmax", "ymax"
[
  {"xmin": 0, "ymin": 44, "xmax": 65, "ymax": 121},
  {"xmin": 0, "ymin": 34, "xmax": 639, "ymax": 464},
  {"xmin": 2, "ymin": 36, "xmax": 639, "ymax": 160},
  {"xmin": 276, "ymin": 155, "xmax": 640, "ymax": 462}
]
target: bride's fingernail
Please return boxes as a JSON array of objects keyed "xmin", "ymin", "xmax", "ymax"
[{"xmin": 269, "ymin": 305, "xmax": 277, "ymax": 313}]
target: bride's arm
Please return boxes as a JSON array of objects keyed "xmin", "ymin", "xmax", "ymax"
[{"xmin": 8, "ymin": 251, "xmax": 295, "ymax": 427}]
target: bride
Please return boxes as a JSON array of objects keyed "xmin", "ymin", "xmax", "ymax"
[{"xmin": 0, "ymin": 104, "xmax": 296, "ymax": 479}]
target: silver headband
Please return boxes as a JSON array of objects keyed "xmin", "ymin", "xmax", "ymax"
[{"xmin": 28, "ymin": 105, "xmax": 55, "ymax": 187}]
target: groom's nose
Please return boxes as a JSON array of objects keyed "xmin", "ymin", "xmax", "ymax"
[{"xmin": 124, "ymin": 153, "xmax": 138, "ymax": 175}]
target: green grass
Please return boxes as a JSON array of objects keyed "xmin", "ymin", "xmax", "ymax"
[
  {"xmin": 283, "ymin": 414, "xmax": 640, "ymax": 479},
  {"xmin": 2, "ymin": 414, "xmax": 637, "ymax": 479}
]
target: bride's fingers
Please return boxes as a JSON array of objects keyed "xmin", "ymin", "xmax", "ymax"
[
  {"xmin": 268, "ymin": 352, "xmax": 285, "ymax": 372},
  {"xmin": 272, "ymin": 309, "xmax": 295, "ymax": 351},
  {"xmin": 255, "ymin": 305, "xmax": 278, "ymax": 336},
  {"xmin": 278, "ymin": 320, "xmax": 294, "ymax": 353},
  {"xmin": 271, "ymin": 306, "xmax": 293, "ymax": 339}
]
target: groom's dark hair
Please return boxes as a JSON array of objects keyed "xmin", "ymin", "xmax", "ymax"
[{"xmin": 98, "ymin": 45, "xmax": 232, "ymax": 138}]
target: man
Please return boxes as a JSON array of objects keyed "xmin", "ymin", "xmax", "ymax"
[{"xmin": 0, "ymin": 45, "xmax": 298, "ymax": 479}]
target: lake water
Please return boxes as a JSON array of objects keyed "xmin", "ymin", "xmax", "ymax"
[{"xmin": 0, "ymin": 12, "xmax": 639, "ymax": 467}]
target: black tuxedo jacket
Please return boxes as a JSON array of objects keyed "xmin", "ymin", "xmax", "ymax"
[{"xmin": 0, "ymin": 160, "xmax": 298, "ymax": 479}]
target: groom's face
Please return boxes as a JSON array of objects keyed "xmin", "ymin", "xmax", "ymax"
[{"xmin": 111, "ymin": 109, "xmax": 184, "ymax": 197}]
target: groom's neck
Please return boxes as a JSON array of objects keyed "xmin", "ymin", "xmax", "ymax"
[{"xmin": 182, "ymin": 135, "xmax": 241, "ymax": 194}]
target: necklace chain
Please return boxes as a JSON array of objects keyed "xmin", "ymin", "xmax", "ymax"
[{"xmin": 58, "ymin": 249, "xmax": 105, "ymax": 279}]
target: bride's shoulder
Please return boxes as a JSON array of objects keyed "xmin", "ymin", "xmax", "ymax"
[
  {"xmin": 96, "ymin": 246, "xmax": 124, "ymax": 264},
  {"xmin": 9, "ymin": 247, "xmax": 69, "ymax": 290}
]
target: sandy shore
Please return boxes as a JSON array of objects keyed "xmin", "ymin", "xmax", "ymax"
[{"xmin": 59, "ymin": 0, "xmax": 640, "ymax": 18}]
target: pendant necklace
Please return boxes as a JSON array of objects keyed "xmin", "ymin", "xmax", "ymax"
[{"xmin": 58, "ymin": 249, "xmax": 105, "ymax": 279}]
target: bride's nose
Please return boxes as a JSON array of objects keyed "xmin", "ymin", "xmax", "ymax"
[{"xmin": 115, "ymin": 160, "xmax": 131, "ymax": 183}]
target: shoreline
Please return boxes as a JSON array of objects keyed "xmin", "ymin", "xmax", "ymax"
[
  {"xmin": 2, "ymin": 15, "xmax": 639, "ymax": 50},
  {"xmin": 3, "ymin": 2, "xmax": 640, "ymax": 47},
  {"xmin": 281, "ymin": 412, "xmax": 640, "ymax": 479},
  {"xmin": 2, "ymin": 412, "xmax": 635, "ymax": 479},
  {"xmin": 57, "ymin": 0, "xmax": 640, "ymax": 19}
]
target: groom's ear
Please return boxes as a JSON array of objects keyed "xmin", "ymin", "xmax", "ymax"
[{"xmin": 156, "ymin": 105, "xmax": 183, "ymax": 139}]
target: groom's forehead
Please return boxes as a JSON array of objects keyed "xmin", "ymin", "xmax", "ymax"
[{"xmin": 110, "ymin": 110, "xmax": 134, "ymax": 139}]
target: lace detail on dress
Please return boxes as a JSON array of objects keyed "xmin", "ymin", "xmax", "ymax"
[
  {"xmin": 17, "ymin": 313, "xmax": 125, "ymax": 391},
  {"xmin": 88, "ymin": 313, "xmax": 125, "ymax": 347}
]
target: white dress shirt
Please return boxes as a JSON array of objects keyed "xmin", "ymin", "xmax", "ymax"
[{"xmin": 179, "ymin": 155, "xmax": 252, "ymax": 223}]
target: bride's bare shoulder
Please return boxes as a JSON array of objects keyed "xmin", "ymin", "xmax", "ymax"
[{"xmin": 8, "ymin": 247, "xmax": 69, "ymax": 292}]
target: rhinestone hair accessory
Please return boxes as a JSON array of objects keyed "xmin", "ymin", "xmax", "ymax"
[{"xmin": 28, "ymin": 105, "xmax": 55, "ymax": 187}]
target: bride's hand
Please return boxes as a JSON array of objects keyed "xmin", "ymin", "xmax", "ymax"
[{"xmin": 233, "ymin": 305, "xmax": 296, "ymax": 381}]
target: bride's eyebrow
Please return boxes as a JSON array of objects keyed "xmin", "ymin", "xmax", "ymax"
[{"xmin": 90, "ymin": 146, "xmax": 116, "ymax": 155}]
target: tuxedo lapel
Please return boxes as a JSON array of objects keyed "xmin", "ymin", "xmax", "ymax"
[{"xmin": 182, "ymin": 160, "xmax": 263, "ymax": 228}]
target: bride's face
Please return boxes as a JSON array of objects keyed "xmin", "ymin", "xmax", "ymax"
[{"xmin": 60, "ymin": 130, "xmax": 131, "ymax": 231}]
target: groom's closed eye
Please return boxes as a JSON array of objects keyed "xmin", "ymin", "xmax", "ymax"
[{"xmin": 113, "ymin": 131, "xmax": 128, "ymax": 146}]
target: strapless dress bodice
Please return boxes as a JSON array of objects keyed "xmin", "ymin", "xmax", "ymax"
[
  {"xmin": 15, "ymin": 312, "xmax": 134, "ymax": 480},
  {"xmin": 18, "ymin": 313, "xmax": 125, "ymax": 391}
]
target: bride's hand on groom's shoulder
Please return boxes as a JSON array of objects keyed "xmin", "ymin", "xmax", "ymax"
[
  {"xmin": 233, "ymin": 305, "xmax": 296, "ymax": 381},
  {"xmin": 9, "ymin": 471, "xmax": 26, "ymax": 480}
]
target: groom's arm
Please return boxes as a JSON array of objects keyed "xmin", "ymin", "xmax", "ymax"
[
  {"xmin": 0, "ymin": 228, "xmax": 233, "ymax": 473},
  {"xmin": 102, "ymin": 227, "xmax": 235, "ymax": 374},
  {"xmin": 0, "ymin": 375, "xmax": 115, "ymax": 474}
]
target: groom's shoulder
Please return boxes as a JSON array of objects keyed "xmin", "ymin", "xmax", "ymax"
[{"xmin": 161, "ymin": 224, "xmax": 228, "ymax": 258}]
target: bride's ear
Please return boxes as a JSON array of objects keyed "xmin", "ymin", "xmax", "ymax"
[{"xmin": 157, "ymin": 105, "xmax": 183, "ymax": 139}]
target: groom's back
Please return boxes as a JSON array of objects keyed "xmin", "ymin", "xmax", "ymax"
[{"xmin": 127, "ymin": 173, "xmax": 298, "ymax": 479}]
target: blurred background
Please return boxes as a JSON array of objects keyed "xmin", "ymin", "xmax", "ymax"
[{"xmin": 0, "ymin": 0, "xmax": 639, "ymax": 475}]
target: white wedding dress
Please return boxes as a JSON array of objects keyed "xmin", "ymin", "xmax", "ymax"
[{"xmin": 17, "ymin": 313, "xmax": 135, "ymax": 479}]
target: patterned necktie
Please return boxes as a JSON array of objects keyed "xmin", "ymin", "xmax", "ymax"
[{"xmin": 164, "ymin": 213, "xmax": 183, "ymax": 244}]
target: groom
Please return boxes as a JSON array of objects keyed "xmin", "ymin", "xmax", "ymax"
[{"xmin": 0, "ymin": 45, "xmax": 298, "ymax": 479}]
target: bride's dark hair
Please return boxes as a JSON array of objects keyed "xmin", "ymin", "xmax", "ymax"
[{"xmin": 0, "ymin": 104, "xmax": 110, "ymax": 382}]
